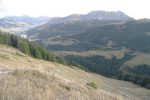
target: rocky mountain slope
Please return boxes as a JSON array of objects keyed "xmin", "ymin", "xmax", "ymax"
[
  {"xmin": 48, "ymin": 11, "xmax": 133, "ymax": 24},
  {"xmin": 0, "ymin": 45, "xmax": 150, "ymax": 100}
]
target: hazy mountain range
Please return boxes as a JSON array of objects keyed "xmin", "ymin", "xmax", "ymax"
[
  {"xmin": 0, "ymin": 15, "xmax": 51, "ymax": 33},
  {"xmin": 0, "ymin": 10, "xmax": 133, "ymax": 28},
  {"xmin": 3, "ymin": 15, "xmax": 51, "ymax": 25}
]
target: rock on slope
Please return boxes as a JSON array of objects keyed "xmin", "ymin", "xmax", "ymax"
[{"xmin": 0, "ymin": 45, "xmax": 149, "ymax": 100}]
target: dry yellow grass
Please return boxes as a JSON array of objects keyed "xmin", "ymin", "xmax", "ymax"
[
  {"xmin": 0, "ymin": 45, "xmax": 149, "ymax": 100},
  {"xmin": 124, "ymin": 53, "xmax": 150, "ymax": 67},
  {"xmin": 43, "ymin": 37, "xmax": 78, "ymax": 46},
  {"xmin": 55, "ymin": 48, "xmax": 128, "ymax": 59}
]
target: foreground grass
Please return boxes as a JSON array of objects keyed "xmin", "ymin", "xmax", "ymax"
[
  {"xmin": 0, "ymin": 70, "xmax": 121, "ymax": 100},
  {"xmin": 0, "ymin": 54, "xmax": 9, "ymax": 59},
  {"xmin": 0, "ymin": 70, "xmax": 51, "ymax": 100},
  {"xmin": 0, "ymin": 45, "xmax": 149, "ymax": 100}
]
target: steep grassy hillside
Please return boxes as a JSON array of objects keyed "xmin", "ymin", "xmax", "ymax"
[{"xmin": 0, "ymin": 45, "xmax": 149, "ymax": 100}]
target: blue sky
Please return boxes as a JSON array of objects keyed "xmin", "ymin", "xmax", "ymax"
[{"xmin": 0, "ymin": 0, "xmax": 150, "ymax": 19}]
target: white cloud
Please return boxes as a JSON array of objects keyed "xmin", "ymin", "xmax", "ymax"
[{"xmin": 0, "ymin": 0, "xmax": 150, "ymax": 19}]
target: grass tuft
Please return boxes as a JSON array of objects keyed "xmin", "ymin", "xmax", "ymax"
[
  {"xmin": 59, "ymin": 84, "xmax": 71, "ymax": 91},
  {"xmin": 86, "ymin": 82, "xmax": 98, "ymax": 89}
]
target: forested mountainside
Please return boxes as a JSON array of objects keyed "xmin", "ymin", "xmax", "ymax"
[
  {"xmin": 65, "ymin": 19, "xmax": 150, "ymax": 89},
  {"xmin": 70, "ymin": 20, "xmax": 150, "ymax": 52},
  {"xmin": 27, "ymin": 19, "xmax": 150, "ymax": 89}
]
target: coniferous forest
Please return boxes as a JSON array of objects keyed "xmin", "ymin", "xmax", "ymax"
[
  {"xmin": 65, "ymin": 54, "xmax": 150, "ymax": 89},
  {"xmin": 0, "ymin": 31, "xmax": 68, "ymax": 64}
]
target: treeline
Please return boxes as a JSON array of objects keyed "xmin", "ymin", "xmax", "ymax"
[
  {"xmin": 118, "ymin": 73, "xmax": 150, "ymax": 89},
  {"xmin": 119, "ymin": 64, "xmax": 150, "ymax": 89},
  {"xmin": 65, "ymin": 53, "xmax": 133, "ymax": 77},
  {"xmin": 0, "ymin": 31, "xmax": 67, "ymax": 64},
  {"xmin": 65, "ymin": 54, "xmax": 150, "ymax": 89}
]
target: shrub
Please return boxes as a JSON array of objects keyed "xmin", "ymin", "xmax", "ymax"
[{"xmin": 86, "ymin": 82, "xmax": 97, "ymax": 89}]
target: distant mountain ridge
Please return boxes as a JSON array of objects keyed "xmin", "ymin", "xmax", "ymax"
[
  {"xmin": 1, "ymin": 11, "xmax": 133, "ymax": 29},
  {"xmin": 0, "ymin": 15, "xmax": 51, "ymax": 33},
  {"xmin": 0, "ymin": 19, "xmax": 30, "ymax": 28},
  {"xmin": 3, "ymin": 15, "xmax": 51, "ymax": 25},
  {"xmin": 48, "ymin": 11, "xmax": 134, "ymax": 24},
  {"xmin": 27, "ymin": 10, "xmax": 133, "ymax": 39},
  {"xmin": 84, "ymin": 11, "xmax": 133, "ymax": 20}
]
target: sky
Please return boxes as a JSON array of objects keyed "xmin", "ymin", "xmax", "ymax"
[{"xmin": 0, "ymin": 0, "xmax": 150, "ymax": 19}]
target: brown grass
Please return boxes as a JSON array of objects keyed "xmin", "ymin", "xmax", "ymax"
[
  {"xmin": 0, "ymin": 45, "xmax": 149, "ymax": 100},
  {"xmin": 55, "ymin": 48, "xmax": 128, "ymax": 59},
  {"xmin": 0, "ymin": 70, "xmax": 122, "ymax": 100},
  {"xmin": 43, "ymin": 37, "xmax": 78, "ymax": 46},
  {"xmin": 124, "ymin": 54, "xmax": 150, "ymax": 67},
  {"xmin": 0, "ymin": 54, "xmax": 9, "ymax": 59}
]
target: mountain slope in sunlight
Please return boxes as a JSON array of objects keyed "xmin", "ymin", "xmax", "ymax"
[{"xmin": 0, "ymin": 44, "xmax": 149, "ymax": 100}]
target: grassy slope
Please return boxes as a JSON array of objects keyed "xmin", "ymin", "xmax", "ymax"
[
  {"xmin": 55, "ymin": 48, "xmax": 128, "ymax": 59},
  {"xmin": 0, "ymin": 45, "xmax": 150, "ymax": 100},
  {"xmin": 124, "ymin": 53, "xmax": 150, "ymax": 67}
]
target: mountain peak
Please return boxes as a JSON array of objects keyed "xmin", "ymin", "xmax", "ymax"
[
  {"xmin": 47, "ymin": 10, "xmax": 133, "ymax": 24},
  {"xmin": 85, "ymin": 10, "xmax": 133, "ymax": 21}
]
